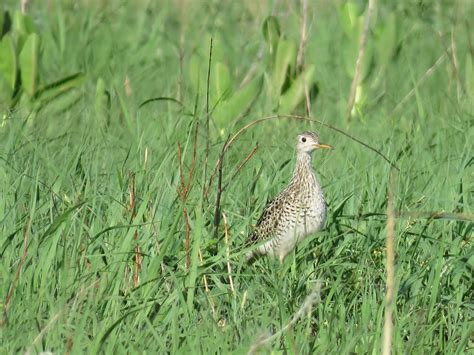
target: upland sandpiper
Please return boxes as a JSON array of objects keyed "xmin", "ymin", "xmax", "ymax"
[{"xmin": 246, "ymin": 131, "xmax": 331, "ymax": 263}]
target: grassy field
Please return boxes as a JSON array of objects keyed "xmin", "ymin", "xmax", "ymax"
[{"xmin": 1, "ymin": 0, "xmax": 473, "ymax": 353}]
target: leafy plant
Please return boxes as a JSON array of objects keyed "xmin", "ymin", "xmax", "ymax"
[
  {"xmin": 0, "ymin": 10, "xmax": 85, "ymax": 119},
  {"xmin": 262, "ymin": 15, "xmax": 317, "ymax": 114},
  {"xmin": 188, "ymin": 34, "xmax": 263, "ymax": 131},
  {"xmin": 338, "ymin": 2, "xmax": 399, "ymax": 116}
]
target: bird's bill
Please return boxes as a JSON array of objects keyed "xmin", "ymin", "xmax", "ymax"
[{"xmin": 315, "ymin": 143, "xmax": 332, "ymax": 149}]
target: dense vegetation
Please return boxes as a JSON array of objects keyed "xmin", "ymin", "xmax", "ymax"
[{"xmin": 1, "ymin": 0, "xmax": 472, "ymax": 353}]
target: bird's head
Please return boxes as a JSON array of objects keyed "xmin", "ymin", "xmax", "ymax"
[{"xmin": 296, "ymin": 131, "xmax": 332, "ymax": 154}]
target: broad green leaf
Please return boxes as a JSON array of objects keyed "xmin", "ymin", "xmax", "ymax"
[
  {"xmin": 339, "ymin": 2, "xmax": 360, "ymax": 38},
  {"xmin": 465, "ymin": 53, "xmax": 474, "ymax": 99},
  {"xmin": 37, "ymin": 89, "xmax": 82, "ymax": 116},
  {"xmin": 0, "ymin": 11, "xmax": 11, "ymax": 39},
  {"xmin": 0, "ymin": 34, "xmax": 17, "ymax": 92},
  {"xmin": 213, "ymin": 61, "xmax": 232, "ymax": 103},
  {"xmin": 273, "ymin": 39, "xmax": 296, "ymax": 98},
  {"xmin": 0, "ymin": 11, "xmax": 5, "ymax": 39},
  {"xmin": 12, "ymin": 11, "xmax": 36, "ymax": 52},
  {"xmin": 36, "ymin": 72, "xmax": 85, "ymax": 105},
  {"xmin": 19, "ymin": 33, "xmax": 40, "ymax": 97},
  {"xmin": 375, "ymin": 12, "xmax": 397, "ymax": 69},
  {"xmin": 278, "ymin": 65, "xmax": 315, "ymax": 114},
  {"xmin": 0, "ymin": 75, "xmax": 13, "ymax": 110},
  {"xmin": 262, "ymin": 16, "xmax": 281, "ymax": 55},
  {"xmin": 12, "ymin": 11, "xmax": 35, "ymax": 34},
  {"xmin": 213, "ymin": 75, "xmax": 263, "ymax": 124}
]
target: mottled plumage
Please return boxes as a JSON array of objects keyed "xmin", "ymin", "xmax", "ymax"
[{"xmin": 246, "ymin": 131, "xmax": 331, "ymax": 263}]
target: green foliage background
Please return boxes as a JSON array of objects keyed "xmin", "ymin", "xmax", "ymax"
[{"xmin": 1, "ymin": 0, "xmax": 472, "ymax": 353}]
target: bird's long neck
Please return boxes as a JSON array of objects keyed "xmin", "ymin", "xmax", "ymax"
[{"xmin": 291, "ymin": 152, "xmax": 315, "ymax": 182}]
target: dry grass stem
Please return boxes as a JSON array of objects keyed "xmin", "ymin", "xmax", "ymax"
[
  {"xmin": 390, "ymin": 51, "xmax": 447, "ymax": 116},
  {"xmin": 198, "ymin": 249, "xmax": 216, "ymax": 317},
  {"xmin": 124, "ymin": 75, "xmax": 132, "ymax": 97},
  {"xmin": 224, "ymin": 144, "xmax": 259, "ymax": 189},
  {"xmin": 176, "ymin": 130, "xmax": 199, "ymax": 269},
  {"xmin": 239, "ymin": 45, "xmax": 265, "ymax": 88},
  {"xmin": 222, "ymin": 212, "xmax": 235, "ymax": 295},
  {"xmin": 212, "ymin": 136, "xmax": 230, "ymax": 238},
  {"xmin": 248, "ymin": 281, "xmax": 322, "ymax": 354},
  {"xmin": 296, "ymin": 0, "xmax": 309, "ymax": 71},
  {"xmin": 25, "ymin": 280, "xmax": 100, "ymax": 354},
  {"xmin": 21, "ymin": 0, "xmax": 28, "ymax": 13},
  {"xmin": 396, "ymin": 211, "xmax": 473, "ymax": 222},
  {"xmin": 203, "ymin": 38, "xmax": 213, "ymax": 198},
  {"xmin": 1, "ymin": 216, "xmax": 32, "ymax": 326},
  {"xmin": 382, "ymin": 171, "xmax": 397, "ymax": 355},
  {"xmin": 346, "ymin": 0, "xmax": 375, "ymax": 120},
  {"xmin": 297, "ymin": 0, "xmax": 311, "ymax": 114},
  {"xmin": 128, "ymin": 173, "xmax": 142, "ymax": 287}
]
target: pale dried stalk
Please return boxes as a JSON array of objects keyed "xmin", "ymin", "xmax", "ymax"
[
  {"xmin": 346, "ymin": 0, "xmax": 375, "ymax": 120},
  {"xmin": 390, "ymin": 52, "xmax": 447, "ymax": 116},
  {"xmin": 450, "ymin": 28, "xmax": 461, "ymax": 100},
  {"xmin": 222, "ymin": 212, "xmax": 235, "ymax": 295},
  {"xmin": 129, "ymin": 173, "xmax": 142, "ymax": 287},
  {"xmin": 198, "ymin": 249, "xmax": 216, "ymax": 317},
  {"xmin": 124, "ymin": 75, "xmax": 132, "ymax": 97},
  {"xmin": 297, "ymin": 0, "xmax": 311, "ymax": 114},
  {"xmin": 382, "ymin": 172, "xmax": 396, "ymax": 355},
  {"xmin": 248, "ymin": 282, "xmax": 322, "ymax": 354},
  {"xmin": 25, "ymin": 280, "xmax": 100, "ymax": 355},
  {"xmin": 296, "ymin": 0, "xmax": 309, "ymax": 71},
  {"xmin": 1, "ymin": 215, "xmax": 32, "ymax": 326},
  {"xmin": 21, "ymin": 0, "xmax": 29, "ymax": 13}
]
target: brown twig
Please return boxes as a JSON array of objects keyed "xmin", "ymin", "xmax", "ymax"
[
  {"xmin": 183, "ymin": 206, "xmax": 191, "ymax": 269},
  {"xmin": 129, "ymin": 172, "xmax": 142, "ymax": 287},
  {"xmin": 1, "ymin": 216, "xmax": 32, "ymax": 326},
  {"xmin": 177, "ymin": 144, "xmax": 191, "ymax": 269},
  {"xmin": 223, "ymin": 144, "xmax": 259, "ymax": 190},
  {"xmin": 382, "ymin": 170, "xmax": 397, "ymax": 355},
  {"xmin": 203, "ymin": 37, "xmax": 213, "ymax": 199},
  {"xmin": 176, "ymin": 121, "xmax": 199, "ymax": 270},
  {"xmin": 396, "ymin": 211, "xmax": 473, "ymax": 222},
  {"xmin": 213, "ymin": 137, "xmax": 229, "ymax": 238},
  {"xmin": 346, "ymin": 0, "xmax": 375, "ymax": 121}
]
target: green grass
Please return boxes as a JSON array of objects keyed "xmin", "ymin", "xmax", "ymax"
[{"xmin": 1, "ymin": 0, "xmax": 473, "ymax": 353}]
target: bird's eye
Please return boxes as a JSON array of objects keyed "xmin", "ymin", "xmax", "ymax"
[{"xmin": 301, "ymin": 137, "xmax": 306, "ymax": 143}]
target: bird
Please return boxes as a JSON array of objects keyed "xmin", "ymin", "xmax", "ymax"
[{"xmin": 246, "ymin": 131, "xmax": 331, "ymax": 264}]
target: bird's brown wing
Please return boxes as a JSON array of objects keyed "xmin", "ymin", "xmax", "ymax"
[{"xmin": 247, "ymin": 192, "xmax": 288, "ymax": 244}]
